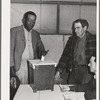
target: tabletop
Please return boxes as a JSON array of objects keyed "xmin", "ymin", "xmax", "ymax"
[{"xmin": 14, "ymin": 84, "xmax": 85, "ymax": 100}]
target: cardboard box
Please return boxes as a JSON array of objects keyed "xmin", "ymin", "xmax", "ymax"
[{"xmin": 27, "ymin": 60, "xmax": 56, "ymax": 92}]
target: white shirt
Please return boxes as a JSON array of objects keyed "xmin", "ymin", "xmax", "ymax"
[{"xmin": 22, "ymin": 27, "xmax": 34, "ymax": 60}]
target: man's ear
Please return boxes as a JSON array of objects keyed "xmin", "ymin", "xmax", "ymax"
[
  {"xmin": 84, "ymin": 26, "xmax": 87, "ymax": 31},
  {"xmin": 22, "ymin": 18, "xmax": 25, "ymax": 24}
]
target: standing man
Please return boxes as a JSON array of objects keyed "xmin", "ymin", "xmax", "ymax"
[
  {"xmin": 55, "ymin": 18, "xmax": 96, "ymax": 85},
  {"xmin": 10, "ymin": 11, "xmax": 47, "ymax": 84}
]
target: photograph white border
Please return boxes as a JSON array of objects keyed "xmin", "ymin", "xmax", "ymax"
[
  {"xmin": 1, "ymin": 0, "xmax": 10, "ymax": 100},
  {"xmin": 1, "ymin": 0, "xmax": 99, "ymax": 100},
  {"xmin": 96, "ymin": 0, "xmax": 99, "ymax": 100}
]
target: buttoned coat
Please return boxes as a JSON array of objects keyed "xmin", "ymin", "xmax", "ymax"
[{"xmin": 10, "ymin": 25, "xmax": 45, "ymax": 72}]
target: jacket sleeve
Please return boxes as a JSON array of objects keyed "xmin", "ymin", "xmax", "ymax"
[
  {"xmin": 10, "ymin": 28, "xmax": 16, "ymax": 67},
  {"xmin": 69, "ymin": 78, "xmax": 95, "ymax": 92},
  {"xmin": 36, "ymin": 33, "xmax": 46, "ymax": 59},
  {"xmin": 85, "ymin": 33, "xmax": 96, "ymax": 64},
  {"xmin": 84, "ymin": 89, "xmax": 96, "ymax": 100},
  {"xmin": 56, "ymin": 36, "xmax": 73, "ymax": 73}
]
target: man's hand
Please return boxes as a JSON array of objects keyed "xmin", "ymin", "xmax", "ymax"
[
  {"xmin": 55, "ymin": 71, "xmax": 60, "ymax": 80},
  {"xmin": 59, "ymin": 84, "xmax": 70, "ymax": 92},
  {"xmin": 10, "ymin": 77, "xmax": 17, "ymax": 88},
  {"xmin": 42, "ymin": 50, "xmax": 49, "ymax": 56}
]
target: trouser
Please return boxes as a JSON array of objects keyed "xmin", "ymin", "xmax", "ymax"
[
  {"xmin": 16, "ymin": 60, "xmax": 28, "ymax": 84},
  {"xmin": 67, "ymin": 66, "xmax": 92, "ymax": 85}
]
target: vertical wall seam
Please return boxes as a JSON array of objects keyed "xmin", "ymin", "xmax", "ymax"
[
  {"xmin": 40, "ymin": 0, "xmax": 42, "ymax": 34},
  {"xmin": 79, "ymin": 0, "xmax": 82, "ymax": 18},
  {"xmin": 56, "ymin": 3, "xmax": 60, "ymax": 35}
]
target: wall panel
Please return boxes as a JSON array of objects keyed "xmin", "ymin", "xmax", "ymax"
[
  {"xmin": 59, "ymin": 5, "xmax": 80, "ymax": 34},
  {"xmin": 80, "ymin": 5, "xmax": 96, "ymax": 34},
  {"xmin": 40, "ymin": 5, "xmax": 57, "ymax": 34}
]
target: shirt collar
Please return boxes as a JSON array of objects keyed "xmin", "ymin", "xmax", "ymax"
[{"xmin": 23, "ymin": 25, "xmax": 32, "ymax": 33}]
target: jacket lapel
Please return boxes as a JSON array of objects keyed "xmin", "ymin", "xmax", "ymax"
[
  {"xmin": 19, "ymin": 25, "xmax": 26, "ymax": 44},
  {"xmin": 31, "ymin": 29, "xmax": 36, "ymax": 50}
]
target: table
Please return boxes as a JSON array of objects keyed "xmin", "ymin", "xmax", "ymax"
[{"xmin": 14, "ymin": 85, "xmax": 85, "ymax": 100}]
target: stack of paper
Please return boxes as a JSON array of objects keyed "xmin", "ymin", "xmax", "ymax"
[{"xmin": 63, "ymin": 92, "xmax": 85, "ymax": 100}]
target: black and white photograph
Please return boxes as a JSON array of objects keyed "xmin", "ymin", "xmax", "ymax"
[{"xmin": 1, "ymin": 0, "xmax": 99, "ymax": 100}]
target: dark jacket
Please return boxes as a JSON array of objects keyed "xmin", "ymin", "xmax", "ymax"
[
  {"xmin": 56, "ymin": 31, "xmax": 96, "ymax": 73},
  {"xmin": 69, "ymin": 76, "xmax": 96, "ymax": 100}
]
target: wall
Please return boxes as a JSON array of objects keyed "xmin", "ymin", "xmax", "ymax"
[{"xmin": 11, "ymin": 0, "xmax": 96, "ymax": 63}]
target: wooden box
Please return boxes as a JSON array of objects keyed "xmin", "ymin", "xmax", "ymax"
[{"xmin": 27, "ymin": 60, "xmax": 56, "ymax": 92}]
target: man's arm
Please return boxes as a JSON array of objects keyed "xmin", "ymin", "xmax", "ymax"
[
  {"xmin": 10, "ymin": 28, "xmax": 16, "ymax": 67},
  {"xmin": 36, "ymin": 32, "xmax": 47, "ymax": 59},
  {"xmin": 56, "ymin": 36, "xmax": 74, "ymax": 73},
  {"xmin": 69, "ymin": 78, "xmax": 95, "ymax": 92},
  {"xmin": 55, "ymin": 36, "xmax": 74, "ymax": 79}
]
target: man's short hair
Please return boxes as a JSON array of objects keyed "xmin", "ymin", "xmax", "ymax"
[
  {"xmin": 23, "ymin": 11, "xmax": 37, "ymax": 20},
  {"xmin": 72, "ymin": 18, "xmax": 89, "ymax": 30}
]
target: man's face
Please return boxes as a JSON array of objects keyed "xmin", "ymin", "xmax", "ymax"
[
  {"xmin": 74, "ymin": 22, "xmax": 86, "ymax": 38},
  {"xmin": 88, "ymin": 56, "xmax": 96, "ymax": 73},
  {"xmin": 23, "ymin": 14, "xmax": 36, "ymax": 31}
]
